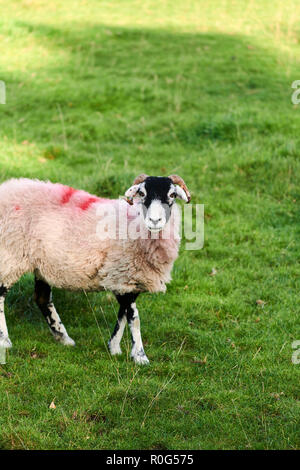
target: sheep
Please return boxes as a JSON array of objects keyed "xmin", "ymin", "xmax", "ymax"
[{"xmin": 0, "ymin": 174, "xmax": 191, "ymax": 364}]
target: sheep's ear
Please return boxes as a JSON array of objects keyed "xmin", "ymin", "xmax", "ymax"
[
  {"xmin": 125, "ymin": 174, "xmax": 148, "ymax": 204},
  {"xmin": 168, "ymin": 175, "xmax": 191, "ymax": 203},
  {"xmin": 125, "ymin": 184, "xmax": 140, "ymax": 204},
  {"xmin": 175, "ymin": 185, "xmax": 190, "ymax": 203}
]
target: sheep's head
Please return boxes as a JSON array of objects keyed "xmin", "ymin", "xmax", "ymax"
[{"xmin": 125, "ymin": 174, "xmax": 191, "ymax": 233}]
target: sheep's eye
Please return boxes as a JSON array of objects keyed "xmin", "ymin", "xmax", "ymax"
[
  {"xmin": 138, "ymin": 190, "xmax": 145, "ymax": 197},
  {"xmin": 169, "ymin": 192, "xmax": 176, "ymax": 198}
]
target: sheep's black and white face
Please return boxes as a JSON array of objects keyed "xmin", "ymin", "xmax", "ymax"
[{"xmin": 125, "ymin": 175, "xmax": 190, "ymax": 233}]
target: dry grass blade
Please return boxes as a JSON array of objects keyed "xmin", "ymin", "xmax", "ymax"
[{"xmin": 141, "ymin": 373, "xmax": 175, "ymax": 428}]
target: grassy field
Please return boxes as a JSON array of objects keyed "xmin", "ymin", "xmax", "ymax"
[{"xmin": 0, "ymin": 0, "xmax": 299, "ymax": 450}]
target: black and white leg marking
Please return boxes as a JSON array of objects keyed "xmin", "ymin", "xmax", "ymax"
[
  {"xmin": 108, "ymin": 299, "xmax": 128, "ymax": 356},
  {"xmin": 34, "ymin": 278, "xmax": 75, "ymax": 346},
  {"xmin": 0, "ymin": 285, "xmax": 12, "ymax": 348},
  {"xmin": 108, "ymin": 293, "xmax": 149, "ymax": 365},
  {"xmin": 126, "ymin": 298, "xmax": 149, "ymax": 365}
]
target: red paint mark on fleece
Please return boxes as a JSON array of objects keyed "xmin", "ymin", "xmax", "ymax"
[
  {"xmin": 60, "ymin": 185, "xmax": 110, "ymax": 211},
  {"xmin": 15, "ymin": 205, "xmax": 21, "ymax": 211},
  {"xmin": 78, "ymin": 196, "xmax": 99, "ymax": 211},
  {"xmin": 61, "ymin": 186, "xmax": 77, "ymax": 204}
]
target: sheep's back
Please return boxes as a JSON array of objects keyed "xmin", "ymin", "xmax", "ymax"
[{"xmin": 0, "ymin": 179, "xmax": 115, "ymax": 289}]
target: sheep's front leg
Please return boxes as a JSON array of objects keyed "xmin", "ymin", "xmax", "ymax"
[
  {"xmin": 108, "ymin": 298, "xmax": 127, "ymax": 356},
  {"xmin": 34, "ymin": 277, "xmax": 75, "ymax": 346},
  {"xmin": 126, "ymin": 299, "xmax": 149, "ymax": 365},
  {"xmin": 0, "ymin": 285, "xmax": 12, "ymax": 348},
  {"xmin": 108, "ymin": 293, "xmax": 149, "ymax": 364}
]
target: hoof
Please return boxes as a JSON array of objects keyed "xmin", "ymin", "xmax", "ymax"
[
  {"xmin": 131, "ymin": 348, "xmax": 150, "ymax": 365},
  {"xmin": 108, "ymin": 341, "xmax": 122, "ymax": 356},
  {"xmin": 0, "ymin": 336, "xmax": 12, "ymax": 349},
  {"xmin": 55, "ymin": 335, "xmax": 76, "ymax": 346}
]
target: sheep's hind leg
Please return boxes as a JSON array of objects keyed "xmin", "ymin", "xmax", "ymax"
[
  {"xmin": 0, "ymin": 285, "xmax": 12, "ymax": 348},
  {"xmin": 34, "ymin": 277, "xmax": 75, "ymax": 346}
]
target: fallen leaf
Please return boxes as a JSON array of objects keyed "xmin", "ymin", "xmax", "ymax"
[
  {"xmin": 270, "ymin": 392, "xmax": 284, "ymax": 400},
  {"xmin": 191, "ymin": 355, "xmax": 207, "ymax": 365},
  {"xmin": 256, "ymin": 299, "xmax": 266, "ymax": 307},
  {"xmin": 49, "ymin": 400, "xmax": 56, "ymax": 409}
]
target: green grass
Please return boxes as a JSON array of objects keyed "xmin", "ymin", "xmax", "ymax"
[{"xmin": 0, "ymin": 0, "xmax": 299, "ymax": 450}]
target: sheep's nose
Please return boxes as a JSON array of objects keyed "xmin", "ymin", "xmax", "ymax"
[{"xmin": 149, "ymin": 217, "xmax": 162, "ymax": 225}]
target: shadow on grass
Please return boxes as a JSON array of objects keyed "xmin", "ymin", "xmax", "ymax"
[{"xmin": 0, "ymin": 22, "xmax": 293, "ymax": 172}]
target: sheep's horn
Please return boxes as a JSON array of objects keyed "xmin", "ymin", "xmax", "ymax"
[
  {"xmin": 168, "ymin": 175, "xmax": 191, "ymax": 203},
  {"xmin": 133, "ymin": 174, "xmax": 148, "ymax": 185}
]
